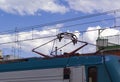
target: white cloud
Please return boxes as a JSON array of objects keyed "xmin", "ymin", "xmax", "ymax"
[
  {"xmin": 66, "ymin": 0, "xmax": 120, "ymax": 14},
  {"xmin": 0, "ymin": 24, "xmax": 64, "ymax": 57},
  {"xmin": 80, "ymin": 26, "xmax": 120, "ymax": 53},
  {"xmin": 83, "ymin": 26, "xmax": 101, "ymax": 44},
  {"xmin": 0, "ymin": 29, "xmax": 58, "ymax": 57},
  {"xmin": 1, "ymin": 0, "xmax": 120, "ymax": 16},
  {"xmin": 100, "ymin": 28, "xmax": 119, "ymax": 37},
  {"xmin": 0, "ymin": 28, "xmax": 82, "ymax": 57},
  {"xmin": 0, "ymin": 25, "xmax": 119, "ymax": 57},
  {"xmin": 83, "ymin": 26, "xmax": 120, "ymax": 44},
  {"xmin": 0, "ymin": 0, "xmax": 68, "ymax": 15}
]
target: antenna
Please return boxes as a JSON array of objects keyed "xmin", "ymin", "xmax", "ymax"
[{"xmin": 114, "ymin": 11, "xmax": 117, "ymax": 28}]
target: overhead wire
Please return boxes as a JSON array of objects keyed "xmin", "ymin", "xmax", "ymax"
[
  {"xmin": 0, "ymin": 16, "xmax": 120, "ymax": 40},
  {"xmin": 0, "ymin": 9, "xmax": 120, "ymax": 35},
  {"xmin": 0, "ymin": 9, "xmax": 120, "ymax": 45},
  {"xmin": 0, "ymin": 35, "xmax": 56, "ymax": 45},
  {"xmin": 0, "ymin": 25, "xmax": 120, "ymax": 45},
  {"xmin": 1, "ymin": 9, "xmax": 120, "ymax": 58}
]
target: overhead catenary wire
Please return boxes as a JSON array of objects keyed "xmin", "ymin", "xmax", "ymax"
[
  {"xmin": 0, "ymin": 26, "xmax": 120, "ymax": 46},
  {"xmin": 60, "ymin": 16, "xmax": 120, "ymax": 30},
  {"xmin": 1, "ymin": 9, "xmax": 120, "ymax": 58},
  {"xmin": 0, "ymin": 16, "xmax": 120, "ymax": 40},
  {"xmin": 0, "ymin": 25, "xmax": 120, "ymax": 45},
  {"xmin": 0, "ymin": 9, "xmax": 120, "ymax": 45},
  {"xmin": 0, "ymin": 35, "xmax": 56, "ymax": 45},
  {"xmin": 0, "ymin": 9, "xmax": 120, "ymax": 35},
  {"xmin": 11, "ymin": 8, "xmax": 120, "ymax": 31}
]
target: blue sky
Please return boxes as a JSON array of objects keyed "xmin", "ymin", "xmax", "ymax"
[
  {"xmin": 0, "ymin": 0, "xmax": 120, "ymax": 58},
  {"xmin": 0, "ymin": 0, "xmax": 119, "ymax": 32}
]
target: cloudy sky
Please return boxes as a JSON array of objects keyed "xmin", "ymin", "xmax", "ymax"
[{"xmin": 0, "ymin": 0, "xmax": 120, "ymax": 58}]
